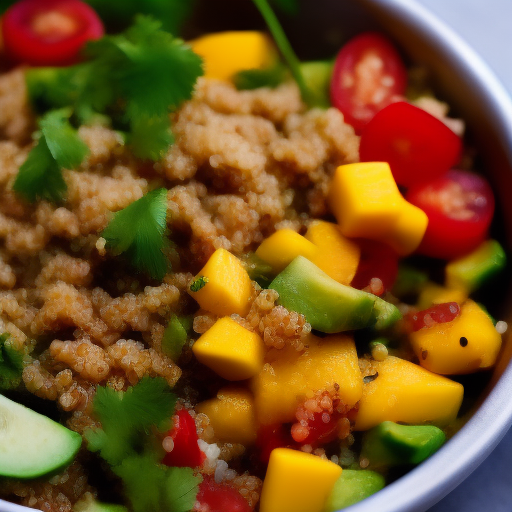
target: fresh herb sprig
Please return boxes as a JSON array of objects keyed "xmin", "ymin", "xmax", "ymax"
[
  {"xmin": 0, "ymin": 333, "xmax": 24, "ymax": 390},
  {"xmin": 101, "ymin": 188, "xmax": 170, "ymax": 280},
  {"xmin": 85, "ymin": 377, "xmax": 200, "ymax": 512}
]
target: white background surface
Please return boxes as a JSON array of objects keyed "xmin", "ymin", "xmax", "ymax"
[{"xmin": 414, "ymin": 1, "xmax": 512, "ymax": 510}]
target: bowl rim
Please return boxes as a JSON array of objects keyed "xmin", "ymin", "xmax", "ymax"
[
  {"xmin": 345, "ymin": 0, "xmax": 512, "ymax": 510},
  {"xmin": 2, "ymin": 2, "xmax": 512, "ymax": 512}
]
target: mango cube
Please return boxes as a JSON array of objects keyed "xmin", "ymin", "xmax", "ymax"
[
  {"xmin": 251, "ymin": 335, "xmax": 362, "ymax": 425},
  {"xmin": 354, "ymin": 356, "xmax": 463, "ymax": 431},
  {"xmin": 190, "ymin": 31, "xmax": 276, "ymax": 81},
  {"xmin": 255, "ymin": 229, "xmax": 319, "ymax": 273},
  {"xmin": 192, "ymin": 317, "xmax": 264, "ymax": 381},
  {"xmin": 417, "ymin": 283, "xmax": 468, "ymax": 310},
  {"xmin": 410, "ymin": 300, "xmax": 502, "ymax": 375},
  {"xmin": 259, "ymin": 448, "xmax": 342, "ymax": 512},
  {"xmin": 188, "ymin": 248, "xmax": 252, "ymax": 317},
  {"xmin": 305, "ymin": 221, "xmax": 360, "ymax": 285},
  {"xmin": 328, "ymin": 162, "xmax": 403, "ymax": 239},
  {"xmin": 196, "ymin": 387, "xmax": 257, "ymax": 446}
]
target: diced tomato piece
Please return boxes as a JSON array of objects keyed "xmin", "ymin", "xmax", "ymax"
[
  {"xmin": 330, "ymin": 32, "xmax": 407, "ymax": 133},
  {"xmin": 196, "ymin": 477, "xmax": 252, "ymax": 512},
  {"xmin": 406, "ymin": 169, "xmax": 495, "ymax": 259},
  {"xmin": 359, "ymin": 101, "xmax": 462, "ymax": 188},
  {"xmin": 409, "ymin": 302, "xmax": 461, "ymax": 332},
  {"xmin": 162, "ymin": 409, "xmax": 205, "ymax": 468},
  {"xmin": 351, "ymin": 239, "xmax": 399, "ymax": 294},
  {"xmin": 291, "ymin": 409, "xmax": 342, "ymax": 448},
  {"xmin": 256, "ymin": 424, "xmax": 297, "ymax": 464},
  {"xmin": 2, "ymin": 0, "xmax": 104, "ymax": 66}
]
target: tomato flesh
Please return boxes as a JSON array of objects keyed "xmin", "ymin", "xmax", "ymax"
[
  {"xmin": 406, "ymin": 169, "xmax": 495, "ymax": 259},
  {"xmin": 162, "ymin": 409, "xmax": 205, "ymax": 468},
  {"xmin": 409, "ymin": 302, "xmax": 461, "ymax": 332},
  {"xmin": 256, "ymin": 424, "xmax": 297, "ymax": 464},
  {"xmin": 2, "ymin": 0, "xmax": 104, "ymax": 66},
  {"xmin": 359, "ymin": 101, "xmax": 462, "ymax": 188},
  {"xmin": 330, "ymin": 32, "xmax": 407, "ymax": 133},
  {"xmin": 351, "ymin": 239, "xmax": 399, "ymax": 293},
  {"xmin": 196, "ymin": 477, "xmax": 252, "ymax": 512}
]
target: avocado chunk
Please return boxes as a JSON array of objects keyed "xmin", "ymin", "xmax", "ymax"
[
  {"xmin": 445, "ymin": 239, "xmax": 506, "ymax": 293},
  {"xmin": 269, "ymin": 256, "xmax": 400, "ymax": 332},
  {"xmin": 324, "ymin": 469, "xmax": 385, "ymax": 511},
  {"xmin": 300, "ymin": 60, "xmax": 334, "ymax": 108},
  {"xmin": 361, "ymin": 421, "xmax": 445, "ymax": 469},
  {"xmin": 0, "ymin": 393, "xmax": 82, "ymax": 478},
  {"xmin": 74, "ymin": 495, "xmax": 129, "ymax": 512}
]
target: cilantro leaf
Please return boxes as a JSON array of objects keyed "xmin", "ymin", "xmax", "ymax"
[
  {"xmin": 13, "ymin": 109, "xmax": 89, "ymax": 203},
  {"xmin": 0, "ymin": 333, "xmax": 24, "ymax": 390},
  {"xmin": 234, "ymin": 63, "xmax": 288, "ymax": 91},
  {"xmin": 189, "ymin": 276, "xmax": 209, "ymax": 293},
  {"xmin": 102, "ymin": 188, "xmax": 170, "ymax": 280},
  {"xmin": 114, "ymin": 453, "xmax": 201, "ymax": 512},
  {"xmin": 86, "ymin": 376, "xmax": 176, "ymax": 466},
  {"xmin": 84, "ymin": 0, "xmax": 196, "ymax": 35},
  {"xmin": 128, "ymin": 113, "xmax": 174, "ymax": 161}
]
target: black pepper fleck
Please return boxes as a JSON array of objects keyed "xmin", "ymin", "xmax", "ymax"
[
  {"xmin": 422, "ymin": 349, "xmax": 428, "ymax": 360},
  {"xmin": 363, "ymin": 372, "xmax": 379, "ymax": 384},
  {"xmin": 459, "ymin": 336, "xmax": 468, "ymax": 347}
]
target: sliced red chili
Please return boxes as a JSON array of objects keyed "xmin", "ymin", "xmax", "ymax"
[
  {"xmin": 196, "ymin": 477, "xmax": 252, "ymax": 512},
  {"xmin": 406, "ymin": 169, "xmax": 495, "ymax": 259},
  {"xmin": 162, "ymin": 409, "xmax": 205, "ymax": 468},
  {"xmin": 359, "ymin": 101, "xmax": 462, "ymax": 188},
  {"xmin": 330, "ymin": 32, "xmax": 407, "ymax": 133},
  {"xmin": 2, "ymin": 0, "xmax": 104, "ymax": 66},
  {"xmin": 409, "ymin": 302, "xmax": 461, "ymax": 332}
]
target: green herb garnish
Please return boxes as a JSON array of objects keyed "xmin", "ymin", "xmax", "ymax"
[
  {"xmin": 101, "ymin": 188, "xmax": 170, "ymax": 280},
  {"xmin": 189, "ymin": 276, "xmax": 209, "ymax": 292},
  {"xmin": 0, "ymin": 333, "xmax": 24, "ymax": 390},
  {"xmin": 252, "ymin": 0, "xmax": 312, "ymax": 104},
  {"xmin": 233, "ymin": 63, "xmax": 288, "ymax": 91},
  {"xmin": 86, "ymin": 377, "xmax": 199, "ymax": 512},
  {"xmin": 161, "ymin": 316, "xmax": 190, "ymax": 361},
  {"xmin": 13, "ymin": 108, "xmax": 89, "ymax": 203}
]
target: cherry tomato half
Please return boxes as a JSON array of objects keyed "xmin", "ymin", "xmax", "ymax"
[
  {"xmin": 406, "ymin": 169, "xmax": 495, "ymax": 260},
  {"xmin": 2, "ymin": 0, "xmax": 104, "ymax": 66},
  {"xmin": 359, "ymin": 101, "xmax": 462, "ymax": 188},
  {"xmin": 196, "ymin": 477, "xmax": 252, "ymax": 512},
  {"xmin": 330, "ymin": 32, "xmax": 407, "ymax": 134}
]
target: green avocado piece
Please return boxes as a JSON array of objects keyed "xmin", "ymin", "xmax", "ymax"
[
  {"xmin": 269, "ymin": 256, "xmax": 376, "ymax": 332},
  {"xmin": 324, "ymin": 469, "xmax": 385, "ymax": 511},
  {"xmin": 74, "ymin": 495, "xmax": 128, "ymax": 512},
  {"xmin": 300, "ymin": 60, "xmax": 334, "ymax": 108},
  {"xmin": 0, "ymin": 393, "xmax": 82, "ymax": 478},
  {"xmin": 269, "ymin": 256, "xmax": 400, "ymax": 332},
  {"xmin": 445, "ymin": 239, "xmax": 506, "ymax": 293},
  {"xmin": 361, "ymin": 421, "xmax": 446, "ymax": 469}
]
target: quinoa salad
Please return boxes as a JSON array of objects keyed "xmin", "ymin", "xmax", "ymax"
[{"xmin": 0, "ymin": 1, "xmax": 507, "ymax": 512}]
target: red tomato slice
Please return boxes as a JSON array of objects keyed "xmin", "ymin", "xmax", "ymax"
[
  {"xmin": 196, "ymin": 477, "xmax": 252, "ymax": 512},
  {"xmin": 359, "ymin": 101, "xmax": 462, "ymax": 188},
  {"xmin": 2, "ymin": 0, "xmax": 104, "ymax": 66},
  {"xmin": 330, "ymin": 32, "xmax": 407, "ymax": 133},
  {"xmin": 406, "ymin": 169, "xmax": 495, "ymax": 259},
  {"xmin": 351, "ymin": 239, "xmax": 399, "ymax": 294},
  {"xmin": 162, "ymin": 409, "xmax": 205, "ymax": 468}
]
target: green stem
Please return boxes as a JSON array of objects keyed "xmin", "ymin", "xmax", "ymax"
[{"xmin": 252, "ymin": 0, "xmax": 312, "ymax": 104}]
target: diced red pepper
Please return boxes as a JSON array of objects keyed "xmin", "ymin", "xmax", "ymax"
[
  {"xmin": 162, "ymin": 409, "xmax": 205, "ymax": 468},
  {"xmin": 256, "ymin": 424, "xmax": 297, "ymax": 464},
  {"xmin": 195, "ymin": 477, "xmax": 252, "ymax": 512},
  {"xmin": 409, "ymin": 302, "xmax": 461, "ymax": 332}
]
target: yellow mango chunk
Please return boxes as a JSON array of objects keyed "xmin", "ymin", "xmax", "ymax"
[
  {"xmin": 196, "ymin": 387, "xmax": 257, "ymax": 446},
  {"xmin": 190, "ymin": 31, "xmax": 276, "ymax": 81},
  {"xmin": 188, "ymin": 248, "xmax": 252, "ymax": 317},
  {"xmin": 417, "ymin": 283, "xmax": 467, "ymax": 310},
  {"xmin": 328, "ymin": 162, "xmax": 403, "ymax": 239},
  {"xmin": 305, "ymin": 221, "xmax": 360, "ymax": 285},
  {"xmin": 255, "ymin": 229, "xmax": 319, "ymax": 273},
  {"xmin": 259, "ymin": 448, "xmax": 342, "ymax": 512},
  {"xmin": 410, "ymin": 300, "xmax": 502, "ymax": 375},
  {"xmin": 192, "ymin": 317, "xmax": 264, "ymax": 381},
  {"xmin": 354, "ymin": 356, "xmax": 463, "ymax": 431},
  {"xmin": 251, "ymin": 335, "xmax": 362, "ymax": 425},
  {"xmin": 384, "ymin": 200, "xmax": 429, "ymax": 256}
]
